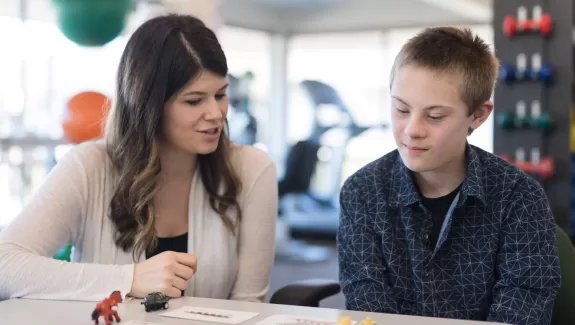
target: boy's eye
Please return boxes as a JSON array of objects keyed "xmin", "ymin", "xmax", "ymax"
[
  {"xmin": 396, "ymin": 107, "xmax": 409, "ymax": 114},
  {"xmin": 429, "ymin": 115, "xmax": 444, "ymax": 120}
]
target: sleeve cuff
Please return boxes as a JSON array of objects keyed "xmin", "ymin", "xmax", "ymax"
[{"xmin": 118, "ymin": 263, "xmax": 135, "ymax": 302}]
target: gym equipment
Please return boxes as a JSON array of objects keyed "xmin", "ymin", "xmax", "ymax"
[
  {"xmin": 499, "ymin": 53, "xmax": 553, "ymax": 84},
  {"xmin": 530, "ymin": 100, "xmax": 554, "ymax": 131},
  {"xmin": 279, "ymin": 80, "xmax": 374, "ymax": 213},
  {"xmin": 227, "ymin": 72, "xmax": 258, "ymax": 146},
  {"xmin": 62, "ymin": 91, "xmax": 111, "ymax": 144},
  {"xmin": 52, "ymin": 0, "xmax": 132, "ymax": 46},
  {"xmin": 496, "ymin": 111, "xmax": 516, "ymax": 129},
  {"xmin": 496, "ymin": 100, "xmax": 553, "ymax": 131},
  {"xmin": 279, "ymin": 80, "xmax": 383, "ymax": 236},
  {"xmin": 534, "ymin": 112, "xmax": 553, "ymax": 129},
  {"xmin": 500, "ymin": 148, "xmax": 555, "ymax": 180},
  {"xmin": 494, "ymin": 0, "xmax": 572, "ymax": 238},
  {"xmin": 503, "ymin": 6, "xmax": 552, "ymax": 37},
  {"xmin": 276, "ymin": 80, "xmax": 384, "ymax": 263},
  {"xmin": 530, "ymin": 53, "xmax": 553, "ymax": 84}
]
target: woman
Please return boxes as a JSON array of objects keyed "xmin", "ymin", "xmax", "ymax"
[{"xmin": 0, "ymin": 14, "xmax": 278, "ymax": 302}]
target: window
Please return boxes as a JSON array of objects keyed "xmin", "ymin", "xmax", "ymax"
[
  {"xmin": 218, "ymin": 26, "xmax": 272, "ymax": 149},
  {"xmin": 0, "ymin": 22, "xmax": 272, "ymax": 227},
  {"xmin": 286, "ymin": 31, "xmax": 392, "ymax": 196},
  {"xmin": 0, "ymin": 14, "xmax": 126, "ymax": 227}
]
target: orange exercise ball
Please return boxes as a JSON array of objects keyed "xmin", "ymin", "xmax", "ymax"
[{"xmin": 62, "ymin": 91, "xmax": 111, "ymax": 144}]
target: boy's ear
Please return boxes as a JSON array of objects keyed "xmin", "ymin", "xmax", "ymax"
[{"xmin": 470, "ymin": 100, "xmax": 494, "ymax": 130}]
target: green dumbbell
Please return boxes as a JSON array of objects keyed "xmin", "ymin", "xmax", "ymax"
[
  {"xmin": 515, "ymin": 114, "xmax": 532, "ymax": 128},
  {"xmin": 533, "ymin": 111, "xmax": 553, "ymax": 130},
  {"xmin": 496, "ymin": 111, "xmax": 516, "ymax": 129}
]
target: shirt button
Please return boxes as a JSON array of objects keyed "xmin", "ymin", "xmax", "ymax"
[{"xmin": 423, "ymin": 233, "xmax": 429, "ymax": 240}]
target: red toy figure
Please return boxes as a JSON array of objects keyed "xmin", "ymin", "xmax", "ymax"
[{"xmin": 91, "ymin": 291, "xmax": 123, "ymax": 325}]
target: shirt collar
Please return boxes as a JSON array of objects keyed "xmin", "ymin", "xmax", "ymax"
[{"xmin": 388, "ymin": 143, "xmax": 486, "ymax": 207}]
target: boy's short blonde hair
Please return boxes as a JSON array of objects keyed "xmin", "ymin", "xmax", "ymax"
[{"xmin": 390, "ymin": 27, "xmax": 499, "ymax": 117}]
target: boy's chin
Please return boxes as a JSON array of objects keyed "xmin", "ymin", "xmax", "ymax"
[{"xmin": 400, "ymin": 155, "xmax": 437, "ymax": 173}]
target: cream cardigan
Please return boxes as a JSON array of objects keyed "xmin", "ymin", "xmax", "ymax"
[{"xmin": 0, "ymin": 140, "xmax": 278, "ymax": 302}]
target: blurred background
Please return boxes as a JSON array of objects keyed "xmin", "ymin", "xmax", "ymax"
[{"xmin": 0, "ymin": 0, "xmax": 560, "ymax": 309}]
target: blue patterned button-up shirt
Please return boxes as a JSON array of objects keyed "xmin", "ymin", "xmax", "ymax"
[{"xmin": 337, "ymin": 144, "xmax": 561, "ymax": 325}]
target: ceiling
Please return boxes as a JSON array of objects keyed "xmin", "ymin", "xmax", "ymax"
[
  {"xmin": 0, "ymin": 0, "xmax": 493, "ymax": 34},
  {"xmin": 219, "ymin": 0, "xmax": 492, "ymax": 33}
]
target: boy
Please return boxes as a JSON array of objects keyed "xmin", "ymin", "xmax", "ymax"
[{"xmin": 337, "ymin": 27, "xmax": 560, "ymax": 325}]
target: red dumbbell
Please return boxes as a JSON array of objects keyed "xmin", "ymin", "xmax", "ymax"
[
  {"xmin": 532, "ymin": 157, "xmax": 554, "ymax": 180},
  {"xmin": 499, "ymin": 154, "xmax": 532, "ymax": 172},
  {"xmin": 515, "ymin": 160, "xmax": 533, "ymax": 173},
  {"xmin": 503, "ymin": 15, "xmax": 517, "ymax": 37},
  {"xmin": 503, "ymin": 13, "xmax": 552, "ymax": 37},
  {"xmin": 499, "ymin": 154, "xmax": 513, "ymax": 163}
]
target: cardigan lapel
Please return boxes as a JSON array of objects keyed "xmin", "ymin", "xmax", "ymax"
[{"xmin": 186, "ymin": 168, "xmax": 203, "ymax": 296}]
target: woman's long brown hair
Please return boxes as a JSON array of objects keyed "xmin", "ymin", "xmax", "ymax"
[{"xmin": 104, "ymin": 15, "xmax": 242, "ymax": 260}]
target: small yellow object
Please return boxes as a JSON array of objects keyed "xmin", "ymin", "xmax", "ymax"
[
  {"xmin": 337, "ymin": 316, "xmax": 352, "ymax": 325},
  {"xmin": 361, "ymin": 317, "xmax": 375, "ymax": 325}
]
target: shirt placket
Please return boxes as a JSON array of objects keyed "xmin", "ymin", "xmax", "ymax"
[{"xmin": 417, "ymin": 207, "xmax": 436, "ymax": 316}]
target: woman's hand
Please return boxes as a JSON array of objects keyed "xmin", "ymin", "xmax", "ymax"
[{"xmin": 129, "ymin": 251, "xmax": 197, "ymax": 298}]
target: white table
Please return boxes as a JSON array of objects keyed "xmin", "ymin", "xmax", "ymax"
[{"xmin": 0, "ymin": 296, "xmax": 497, "ymax": 325}]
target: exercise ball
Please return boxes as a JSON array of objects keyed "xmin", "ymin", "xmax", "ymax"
[
  {"xmin": 52, "ymin": 0, "xmax": 131, "ymax": 46},
  {"xmin": 62, "ymin": 91, "xmax": 111, "ymax": 144}
]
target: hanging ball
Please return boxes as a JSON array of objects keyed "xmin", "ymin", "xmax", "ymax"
[
  {"xmin": 52, "ymin": 0, "xmax": 132, "ymax": 47},
  {"xmin": 62, "ymin": 91, "xmax": 111, "ymax": 144}
]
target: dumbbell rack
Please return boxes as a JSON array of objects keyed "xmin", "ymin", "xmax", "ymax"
[{"xmin": 492, "ymin": 0, "xmax": 573, "ymax": 232}]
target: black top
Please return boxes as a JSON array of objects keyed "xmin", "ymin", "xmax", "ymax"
[
  {"xmin": 420, "ymin": 184, "xmax": 462, "ymax": 249},
  {"xmin": 146, "ymin": 232, "xmax": 189, "ymax": 295},
  {"xmin": 146, "ymin": 232, "xmax": 188, "ymax": 259}
]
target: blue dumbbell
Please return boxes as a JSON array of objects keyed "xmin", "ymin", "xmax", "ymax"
[
  {"xmin": 534, "ymin": 64, "xmax": 553, "ymax": 84},
  {"xmin": 499, "ymin": 64, "xmax": 516, "ymax": 82},
  {"xmin": 516, "ymin": 67, "xmax": 531, "ymax": 80}
]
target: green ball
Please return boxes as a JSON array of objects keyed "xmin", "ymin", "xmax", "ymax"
[
  {"xmin": 53, "ymin": 0, "xmax": 131, "ymax": 47},
  {"xmin": 496, "ymin": 111, "xmax": 515, "ymax": 129}
]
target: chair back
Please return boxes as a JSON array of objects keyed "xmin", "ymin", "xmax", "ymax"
[{"xmin": 552, "ymin": 226, "xmax": 575, "ymax": 325}]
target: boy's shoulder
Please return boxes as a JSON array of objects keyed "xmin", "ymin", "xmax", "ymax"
[
  {"xmin": 340, "ymin": 149, "xmax": 402, "ymax": 200},
  {"xmin": 469, "ymin": 145, "xmax": 547, "ymax": 200}
]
